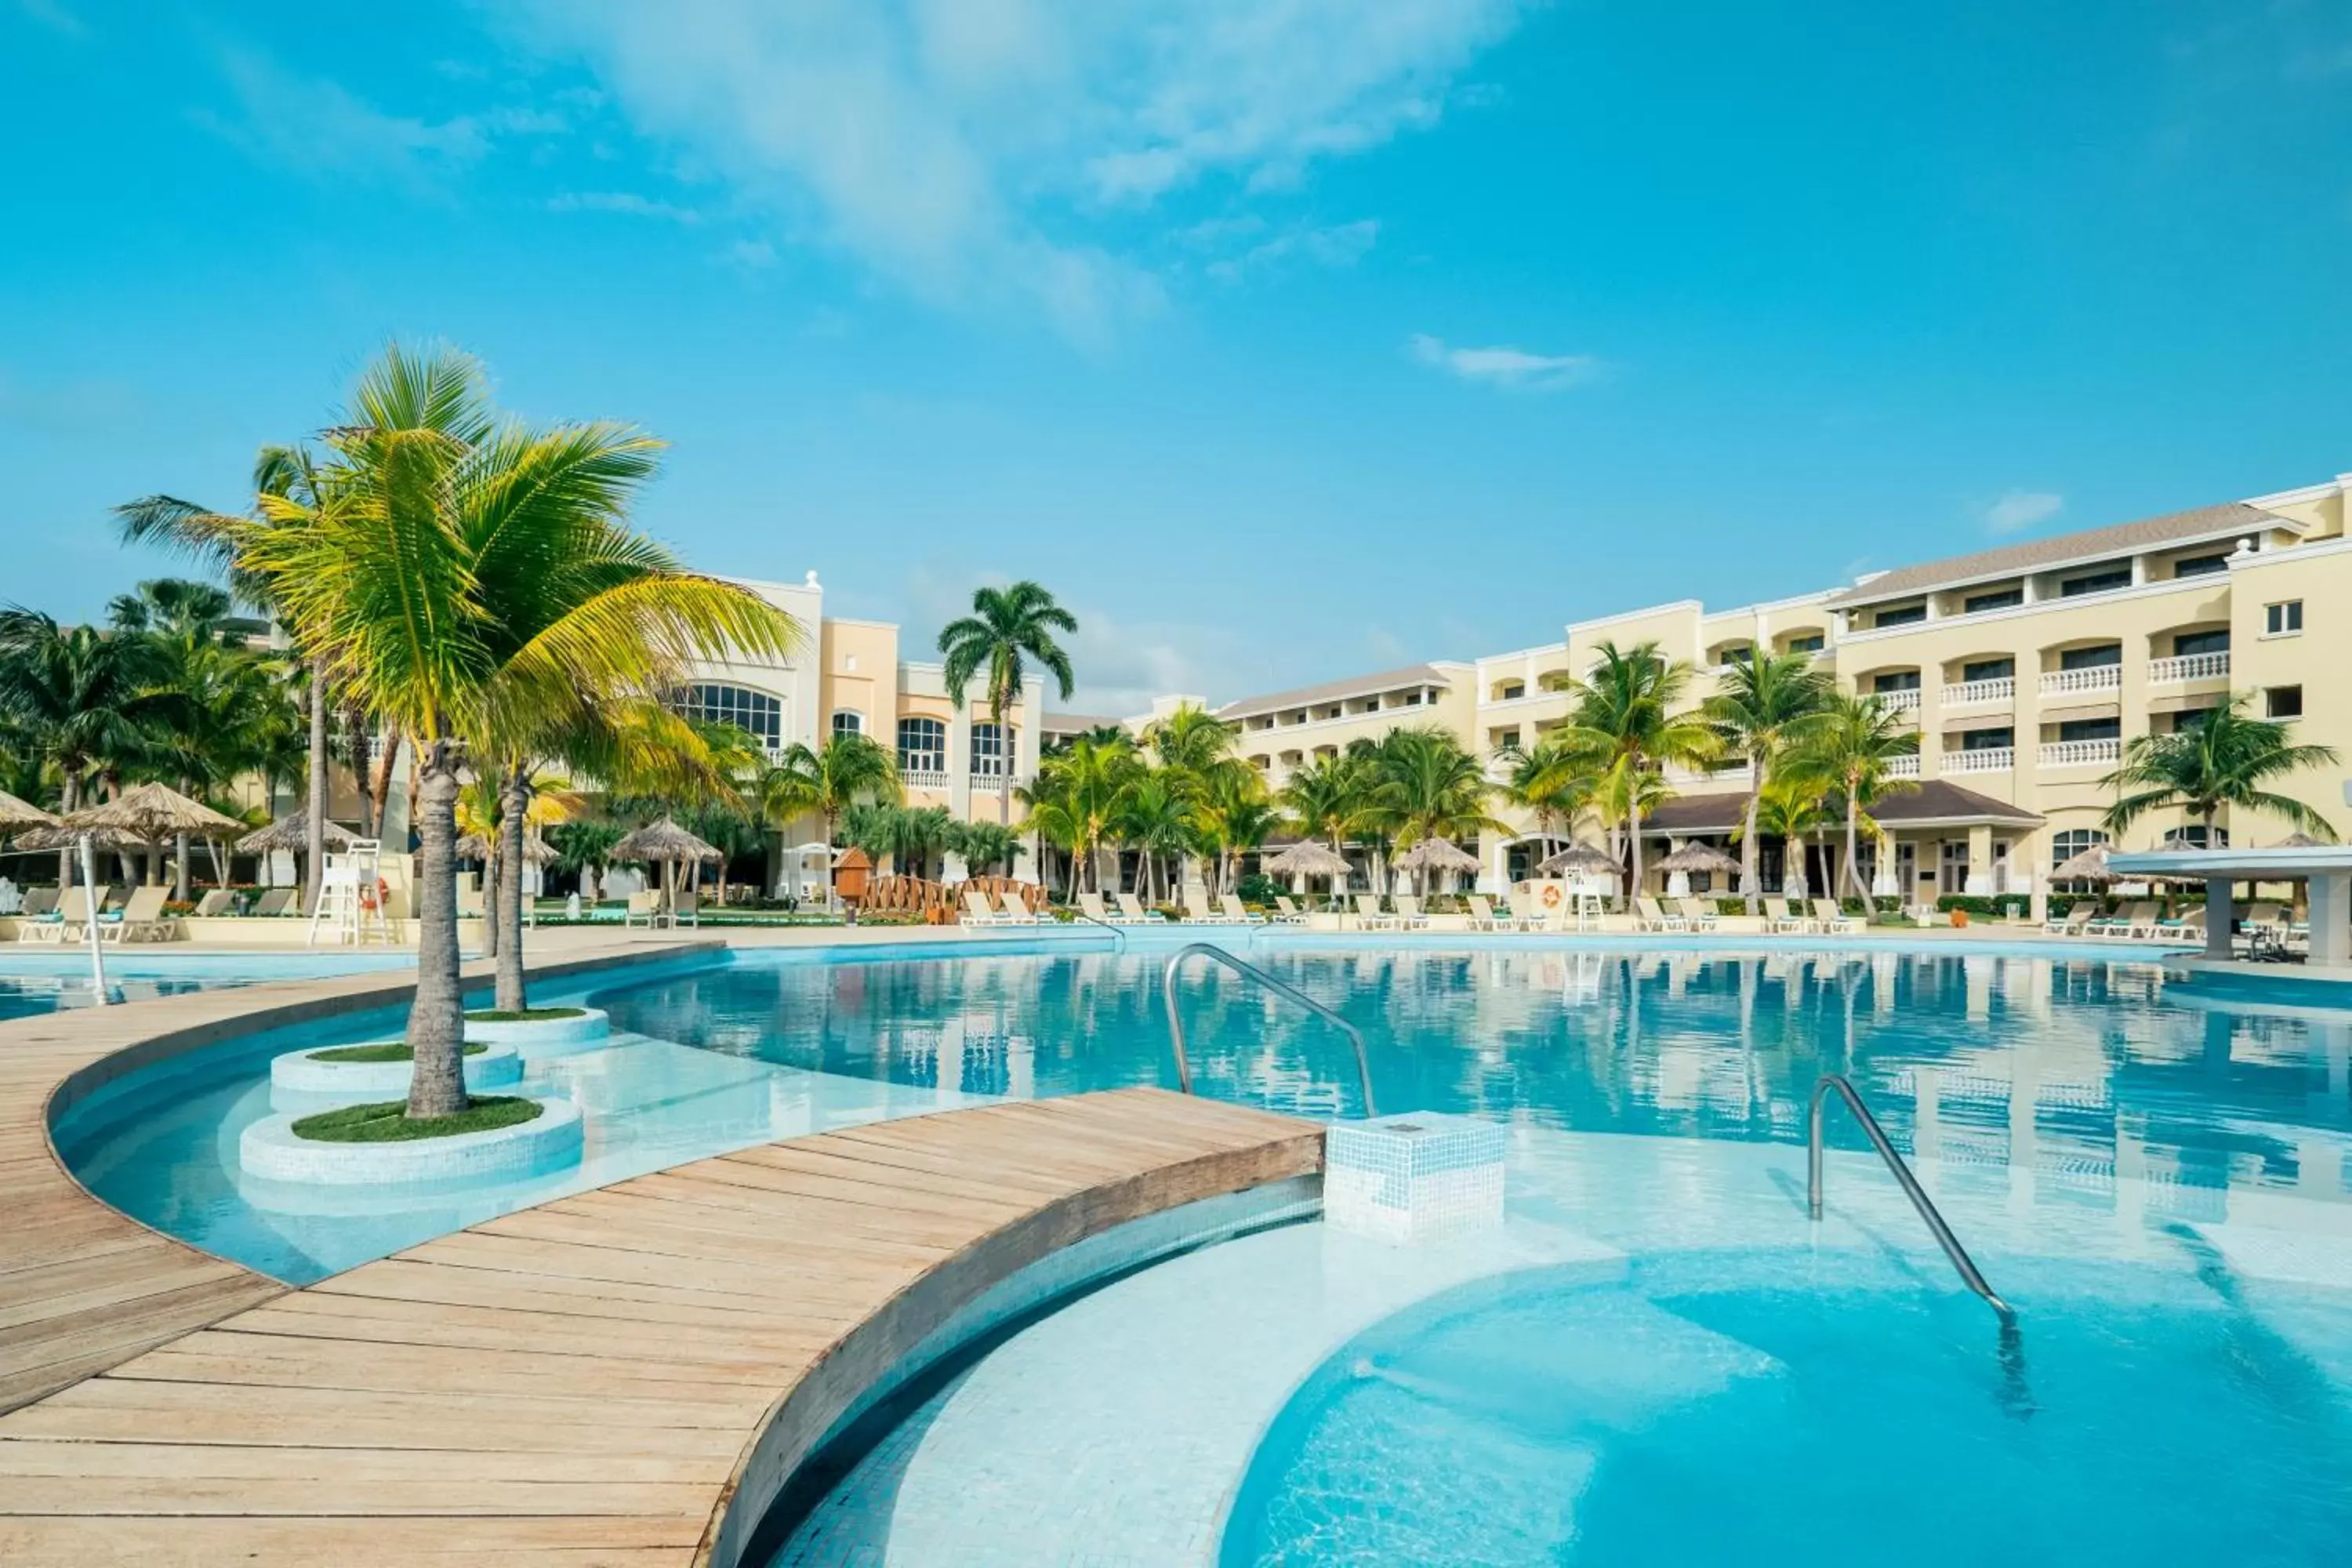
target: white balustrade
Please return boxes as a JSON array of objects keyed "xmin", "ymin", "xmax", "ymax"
[
  {"xmin": 1874, "ymin": 688, "xmax": 1922, "ymax": 713},
  {"xmin": 2038, "ymin": 665, "xmax": 2121, "ymax": 696},
  {"xmin": 1945, "ymin": 747, "xmax": 2014, "ymax": 774},
  {"xmin": 1884, "ymin": 754, "xmax": 1921, "ymax": 779},
  {"xmin": 2038, "ymin": 738, "xmax": 2121, "ymax": 769},
  {"xmin": 2148, "ymin": 651, "xmax": 2230, "ymax": 684},
  {"xmin": 1940, "ymin": 677, "xmax": 2014, "ymax": 707},
  {"xmin": 902, "ymin": 768, "xmax": 951, "ymax": 792}
]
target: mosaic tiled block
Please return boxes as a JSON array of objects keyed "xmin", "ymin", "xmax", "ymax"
[{"xmin": 1325, "ymin": 1111, "xmax": 1506, "ymax": 1243}]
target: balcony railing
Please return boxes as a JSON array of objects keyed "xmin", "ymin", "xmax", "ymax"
[
  {"xmin": 2038, "ymin": 665, "xmax": 2121, "ymax": 697},
  {"xmin": 2038, "ymin": 738, "xmax": 2120, "ymax": 770},
  {"xmin": 2149, "ymin": 651, "xmax": 2230, "ymax": 684},
  {"xmin": 902, "ymin": 768, "xmax": 950, "ymax": 791},
  {"xmin": 1885, "ymin": 754, "xmax": 1921, "ymax": 779},
  {"xmin": 1874, "ymin": 688, "xmax": 1922, "ymax": 713},
  {"xmin": 1940, "ymin": 677, "xmax": 2014, "ymax": 707},
  {"xmin": 1945, "ymin": 747, "xmax": 2014, "ymax": 774},
  {"xmin": 970, "ymin": 771, "xmax": 1010, "ymax": 790}
]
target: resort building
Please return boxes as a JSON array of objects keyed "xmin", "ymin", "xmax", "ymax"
[{"xmin": 1188, "ymin": 468, "xmax": 2352, "ymax": 901}]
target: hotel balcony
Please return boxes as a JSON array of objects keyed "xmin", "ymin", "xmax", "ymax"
[
  {"xmin": 1940, "ymin": 677, "xmax": 2014, "ymax": 709},
  {"xmin": 2148, "ymin": 651, "xmax": 2230, "ymax": 684},
  {"xmin": 1884, "ymin": 754, "xmax": 1921, "ymax": 779},
  {"xmin": 2038, "ymin": 666, "xmax": 2121, "ymax": 698},
  {"xmin": 903, "ymin": 768, "xmax": 951, "ymax": 792},
  {"xmin": 1944, "ymin": 746, "xmax": 2013, "ymax": 774},
  {"xmin": 2038, "ymin": 738, "xmax": 2122, "ymax": 770}
]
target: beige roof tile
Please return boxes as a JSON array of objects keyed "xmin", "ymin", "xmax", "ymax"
[
  {"xmin": 1218, "ymin": 663, "xmax": 1458, "ymax": 722},
  {"xmin": 1827, "ymin": 503, "xmax": 2292, "ymax": 608}
]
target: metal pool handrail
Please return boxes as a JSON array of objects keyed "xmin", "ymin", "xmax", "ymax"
[
  {"xmin": 1809, "ymin": 1073, "xmax": 2013, "ymax": 1321},
  {"xmin": 1162, "ymin": 942, "xmax": 1377, "ymax": 1117},
  {"xmin": 1062, "ymin": 904, "xmax": 1128, "ymax": 953}
]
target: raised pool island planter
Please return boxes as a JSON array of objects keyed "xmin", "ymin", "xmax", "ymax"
[
  {"xmin": 238, "ymin": 1094, "xmax": 583, "ymax": 1185},
  {"xmin": 270, "ymin": 1039, "xmax": 523, "ymax": 1101},
  {"xmin": 463, "ymin": 1004, "xmax": 611, "ymax": 1049}
]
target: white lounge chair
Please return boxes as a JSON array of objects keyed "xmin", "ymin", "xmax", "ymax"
[
  {"xmin": 623, "ymin": 889, "xmax": 666, "ymax": 928},
  {"xmin": 1219, "ymin": 893, "xmax": 1269, "ymax": 926},
  {"xmin": 1761, "ymin": 896, "xmax": 1811, "ymax": 933},
  {"xmin": 1353, "ymin": 895, "xmax": 1402, "ymax": 931},
  {"xmin": 192, "ymin": 889, "xmax": 234, "ymax": 917},
  {"xmin": 1271, "ymin": 895, "xmax": 1309, "ymax": 925},
  {"xmin": 109, "ymin": 886, "xmax": 178, "ymax": 943},
  {"xmin": 2043, "ymin": 903, "xmax": 2096, "ymax": 936},
  {"xmin": 1115, "ymin": 892, "xmax": 1167, "ymax": 924},
  {"xmin": 1676, "ymin": 896, "xmax": 1720, "ymax": 932},
  {"xmin": 1635, "ymin": 897, "xmax": 1687, "ymax": 933},
  {"xmin": 1392, "ymin": 895, "xmax": 1429, "ymax": 930},
  {"xmin": 1076, "ymin": 891, "xmax": 1116, "ymax": 924},
  {"xmin": 994, "ymin": 890, "xmax": 1040, "ymax": 925},
  {"xmin": 1811, "ymin": 898, "xmax": 1864, "ymax": 935},
  {"xmin": 672, "ymin": 890, "xmax": 701, "ymax": 929},
  {"xmin": 16, "ymin": 885, "xmax": 71, "ymax": 943},
  {"xmin": 960, "ymin": 891, "xmax": 1007, "ymax": 927}
]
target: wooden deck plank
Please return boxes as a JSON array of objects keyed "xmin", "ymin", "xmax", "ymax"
[{"xmin": 0, "ymin": 1090, "xmax": 1323, "ymax": 1565}]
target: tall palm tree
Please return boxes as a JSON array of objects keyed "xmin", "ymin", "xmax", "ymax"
[
  {"xmin": 216, "ymin": 343, "xmax": 799, "ymax": 1117},
  {"xmin": 1189, "ymin": 764, "xmax": 1279, "ymax": 895},
  {"xmin": 1794, "ymin": 693, "xmax": 1920, "ymax": 900},
  {"xmin": 1279, "ymin": 752, "xmax": 1377, "ymax": 866},
  {"xmin": 1703, "ymin": 650, "xmax": 1835, "ymax": 898},
  {"xmin": 938, "ymin": 582, "xmax": 1077, "ymax": 825},
  {"xmin": 2100, "ymin": 696, "xmax": 2337, "ymax": 844},
  {"xmin": 1112, "ymin": 771, "xmax": 1191, "ymax": 904},
  {"xmin": 946, "ymin": 816, "xmax": 1023, "ymax": 877},
  {"xmin": 1743, "ymin": 771, "xmax": 1835, "ymax": 899},
  {"xmin": 1559, "ymin": 640, "xmax": 1716, "ymax": 896},
  {"xmin": 1375, "ymin": 727, "xmax": 1507, "ymax": 895},
  {"xmin": 1501, "ymin": 732, "xmax": 1602, "ymax": 842},
  {"xmin": 754, "ymin": 731, "xmax": 902, "ymax": 851},
  {"xmin": 1021, "ymin": 732, "xmax": 1138, "ymax": 893}
]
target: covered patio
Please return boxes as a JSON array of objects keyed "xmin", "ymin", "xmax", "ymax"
[{"xmin": 2108, "ymin": 845, "xmax": 2352, "ymax": 971}]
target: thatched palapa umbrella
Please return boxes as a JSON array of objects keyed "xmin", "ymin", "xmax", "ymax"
[
  {"xmin": 2049, "ymin": 843, "xmax": 2121, "ymax": 885},
  {"xmin": 0, "ymin": 789, "xmax": 58, "ymax": 834},
  {"xmin": 1537, "ymin": 841, "xmax": 1621, "ymax": 879},
  {"xmin": 456, "ymin": 833, "xmax": 556, "ymax": 866},
  {"xmin": 1265, "ymin": 840, "xmax": 1354, "ymax": 902},
  {"xmin": 1654, "ymin": 842, "xmax": 1740, "ymax": 876},
  {"xmin": 1394, "ymin": 837, "xmax": 1481, "ymax": 895},
  {"xmin": 614, "ymin": 817, "xmax": 723, "ymax": 914},
  {"xmin": 67, "ymin": 782, "xmax": 247, "ymax": 898},
  {"xmin": 238, "ymin": 814, "xmax": 358, "ymax": 856}
]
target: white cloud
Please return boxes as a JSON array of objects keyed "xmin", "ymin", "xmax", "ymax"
[
  {"xmin": 1203, "ymin": 219, "xmax": 1379, "ymax": 281},
  {"xmin": 546, "ymin": 190, "xmax": 702, "ymax": 223},
  {"xmin": 198, "ymin": 48, "xmax": 490, "ymax": 180},
  {"xmin": 1983, "ymin": 489, "xmax": 2064, "ymax": 534},
  {"xmin": 495, "ymin": 0, "xmax": 1532, "ymax": 337},
  {"xmin": 1408, "ymin": 332, "xmax": 1601, "ymax": 391}
]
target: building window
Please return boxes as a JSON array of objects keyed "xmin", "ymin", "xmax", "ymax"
[
  {"xmin": 971, "ymin": 722, "xmax": 1011, "ymax": 777},
  {"xmin": 675, "ymin": 683, "xmax": 782, "ymax": 753},
  {"xmin": 1871, "ymin": 670, "xmax": 1922, "ymax": 692},
  {"xmin": 2059, "ymin": 643, "xmax": 2122, "ymax": 670},
  {"xmin": 1961, "ymin": 726, "xmax": 2014, "ymax": 751},
  {"xmin": 1717, "ymin": 644, "xmax": 1753, "ymax": 666},
  {"xmin": 2061, "ymin": 566, "xmax": 2133, "ymax": 597},
  {"xmin": 2266, "ymin": 601, "xmax": 2303, "ymax": 636},
  {"xmin": 2267, "ymin": 686, "xmax": 2304, "ymax": 719},
  {"xmin": 2163, "ymin": 824, "xmax": 2229, "ymax": 849},
  {"xmin": 1495, "ymin": 681, "xmax": 1525, "ymax": 700},
  {"xmin": 1875, "ymin": 604, "xmax": 1926, "ymax": 628},
  {"xmin": 2057, "ymin": 717, "xmax": 2121, "ymax": 742},
  {"xmin": 897, "ymin": 717, "xmax": 946, "ymax": 775},
  {"xmin": 2050, "ymin": 827, "xmax": 2111, "ymax": 876},
  {"xmin": 2172, "ymin": 707, "xmax": 2217, "ymax": 734},
  {"xmin": 2173, "ymin": 553, "xmax": 2229, "ymax": 579},
  {"xmin": 1961, "ymin": 657, "xmax": 2013, "ymax": 684},
  {"xmin": 831, "ymin": 710, "xmax": 863, "ymax": 738},
  {"xmin": 1964, "ymin": 587, "xmax": 2023, "ymax": 614},
  {"xmin": 1786, "ymin": 633, "xmax": 1824, "ymax": 652},
  {"xmin": 2172, "ymin": 629, "xmax": 2229, "ymax": 657}
]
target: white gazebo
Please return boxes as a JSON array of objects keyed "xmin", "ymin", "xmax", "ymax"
[
  {"xmin": 2108, "ymin": 844, "xmax": 2352, "ymax": 969},
  {"xmin": 779, "ymin": 842, "xmax": 835, "ymax": 907}
]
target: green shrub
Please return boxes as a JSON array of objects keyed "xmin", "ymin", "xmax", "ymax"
[
  {"xmin": 1236, "ymin": 873, "xmax": 1285, "ymax": 906},
  {"xmin": 463, "ymin": 1006, "xmax": 586, "ymax": 1023},
  {"xmin": 290, "ymin": 1097, "xmax": 541, "ymax": 1143},
  {"xmin": 311, "ymin": 1042, "xmax": 487, "ymax": 1063}
]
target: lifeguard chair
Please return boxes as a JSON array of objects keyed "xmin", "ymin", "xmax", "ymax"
[{"xmin": 308, "ymin": 839, "xmax": 392, "ymax": 946}]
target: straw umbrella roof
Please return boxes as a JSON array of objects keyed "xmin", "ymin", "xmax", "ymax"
[
  {"xmin": 65, "ymin": 782, "xmax": 245, "ymax": 840},
  {"xmin": 237, "ymin": 814, "xmax": 358, "ymax": 855},
  {"xmin": 1538, "ymin": 841, "xmax": 1621, "ymax": 877},
  {"xmin": 1654, "ymin": 841, "xmax": 1740, "ymax": 876},
  {"xmin": 456, "ymin": 833, "xmax": 557, "ymax": 865},
  {"xmin": 2049, "ymin": 843, "xmax": 2122, "ymax": 884},
  {"xmin": 0, "ymin": 789, "xmax": 59, "ymax": 833},
  {"xmin": 612, "ymin": 817, "xmax": 723, "ymax": 863},
  {"xmin": 2273, "ymin": 831, "xmax": 2327, "ymax": 848},
  {"xmin": 1265, "ymin": 840, "xmax": 1352, "ymax": 877},
  {"xmin": 9, "ymin": 823, "xmax": 147, "ymax": 853},
  {"xmin": 1394, "ymin": 837, "xmax": 1481, "ymax": 875}
]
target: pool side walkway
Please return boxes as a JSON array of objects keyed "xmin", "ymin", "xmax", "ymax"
[
  {"xmin": 0, "ymin": 1089, "xmax": 1322, "ymax": 1567},
  {"xmin": 0, "ymin": 933, "xmax": 719, "ymax": 1415}
]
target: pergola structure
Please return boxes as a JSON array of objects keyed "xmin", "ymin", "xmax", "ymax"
[{"xmin": 2108, "ymin": 846, "xmax": 2352, "ymax": 969}]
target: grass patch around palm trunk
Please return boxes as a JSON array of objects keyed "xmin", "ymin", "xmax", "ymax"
[
  {"xmin": 291, "ymin": 1097, "xmax": 541, "ymax": 1143},
  {"xmin": 463, "ymin": 1006, "xmax": 587, "ymax": 1022},
  {"xmin": 310, "ymin": 1042, "xmax": 488, "ymax": 1064}
]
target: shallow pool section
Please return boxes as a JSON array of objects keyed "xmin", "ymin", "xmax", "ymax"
[{"xmin": 0, "ymin": 949, "xmax": 418, "ymax": 1021}]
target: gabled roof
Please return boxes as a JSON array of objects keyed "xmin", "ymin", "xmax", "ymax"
[
  {"xmin": 1828, "ymin": 503, "xmax": 2294, "ymax": 608},
  {"xmin": 1039, "ymin": 712, "xmax": 1127, "ymax": 735},
  {"xmin": 1642, "ymin": 780, "xmax": 2042, "ymax": 836},
  {"xmin": 1218, "ymin": 663, "xmax": 1457, "ymax": 723}
]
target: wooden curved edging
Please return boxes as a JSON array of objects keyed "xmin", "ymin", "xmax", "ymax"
[
  {"xmin": 0, "ymin": 937, "xmax": 719, "ymax": 1415},
  {"xmin": 0, "ymin": 1088, "xmax": 1322, "ymax": 1567}
]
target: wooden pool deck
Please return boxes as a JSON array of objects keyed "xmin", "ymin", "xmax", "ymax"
[
  {"xmin": 0, "ymin": 1088, "xmax": 1321, "ymax": 1566},
  {"xmin": 0, "ymin": 937, "xmax": 714, "ymax": 1418}
]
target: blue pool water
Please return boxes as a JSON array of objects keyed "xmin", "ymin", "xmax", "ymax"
[
  {"xmin": 1221, "ymin": 1250, "xmax": 2352, "ymax": 1565},
  {"xmin": 0, "ymin": 951, "xmax": 416, "ymax": 1021}
]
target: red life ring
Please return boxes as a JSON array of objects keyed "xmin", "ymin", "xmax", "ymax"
[
  {"xmin": 359, "ymin": 878, "xmax": 387, "ymax": 912},
  {"xmin": 1541, "ymin": 884, "xmax": 1563, "ymax": 908}
]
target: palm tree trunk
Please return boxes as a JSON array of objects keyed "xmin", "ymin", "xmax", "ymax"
[
  {"xmin": 174, "ymin": 830, "xmax": 190, "ymax": 902},
  {"xmin": 1845, "ymin": 797, "xmax": 1864, "ymax": 902},
  {"xmin": 56, "ymin": 775, "xmax": 78, "ymax": 887},
  {"xmin": 495, "ymin": 762, "xmax": 530, "ymax": 1013},
  {"xmin": 1740, "ymin": 756, "xmax": 1764, "ymax": 899},
  {"xmin": 372, "ymin": 731, "xmax": 401, "ymax": 844},
  {"xmin": 1627, "ymin": 805, "xmax": 1645, "ymax": 901},
  {"xmin": 305, "ymin": 652, "xmax": 329, "ymax": 916},
  {"xmin": 405, "ymin": 734, "xmax": 468, "ymax": 1120},
  {"xmin": 348, "ymin": 710, "xmax": 375, "ymax": 838},
  {"xmin": 481, "ymin": 848, "xmax": 500, "ymax": 960}
]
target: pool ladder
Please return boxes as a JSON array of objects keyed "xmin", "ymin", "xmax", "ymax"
[
  {"xmin": 1162, "ymin": 942, "xmax": 1378, "ymax": 1117},
  {"xmin": 1809, "ymin": 1074, "xmax": 2014, "ymax": 1323}
]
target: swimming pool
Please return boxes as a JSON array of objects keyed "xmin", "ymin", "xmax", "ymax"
[{"xmin": 0, "ymin": 950, "xmax": 418, "ymax": 1021}]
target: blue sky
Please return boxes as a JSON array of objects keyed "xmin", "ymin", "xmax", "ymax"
[{"xmin": 3, "ymin": 1, "xmax": 2349, "ymax": 713}]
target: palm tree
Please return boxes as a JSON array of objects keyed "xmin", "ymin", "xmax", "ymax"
[
  {"xmin": 947, "ymin": 817, "xmax": 1024, "ymax": 877},
  {"xmin": 1501, "ymin": 732, "xmax": 1602, "ymax": 843},
  {"xmin": 1703, "ymin": 650, "xmax": 1835, "ymax": 898},
  {"xmin": 0, "ymin": 610, "xmax": 166, "ymax": 884},
  {"xmin": 1193, "ymin": 773, "xmax": 1281, "ymax": 896},
  {"xmin": 2100, "ymin": 696, "xmax": 2337, "ymax": 844},
  {"xmin": 217, "ymin": 343, "xmax": 799, "ymax": 1117},
  {"xmin": 754, "ymin": 731, "xmax": 902, "ymax": 852},
  {"xmin": 1559, "ymin": 641, "xmax": 1716, "ymax": 896},
  {"xmin": 1112, "ymin": 771, "xmax": 1191, "ymax": 904},
  {"xmin": 1278, "ymin": 753, "xmax": 1380, "ymax": 891},
  {"xmin": 1375, "ymin": 727, "xmax": 1507, "ymax": 895},
  {"xmin": 1021, "ymin": 732, "xmax": 1138, "ymax": 893},
  {"xmin": 1795, "ymin": 693, "xmax": 1920, "ymax": 900},
  {"xmin": 1743, "ymin": 771, "xmax": 1835, "ymax": 899},
  {"xmin": 938, "ymin": 582, "xmax": 1077, "ymax": 825}
]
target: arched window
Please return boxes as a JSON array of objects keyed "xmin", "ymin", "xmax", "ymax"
[
  {"xmin": 831, "ymin": 710, "xmax": 863, "ymax": 739},
  {"xmin": 2161, "ymin": 825, "xmax": 2230, "ymax": 849},
  {"xmin": 2049, "ymin": 827, "xmax": 2110, "ymax": 873},
  {"xmin": 675, "ymin": 683, "xmax": 782, "ymax": 753},
  {"xmin": 898, "ymin": 717, "xmax": 946, "ymax": 775},
  {"xmin": 971, "ymin": 722, "xmax": 1011, "ymax": 778}
]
